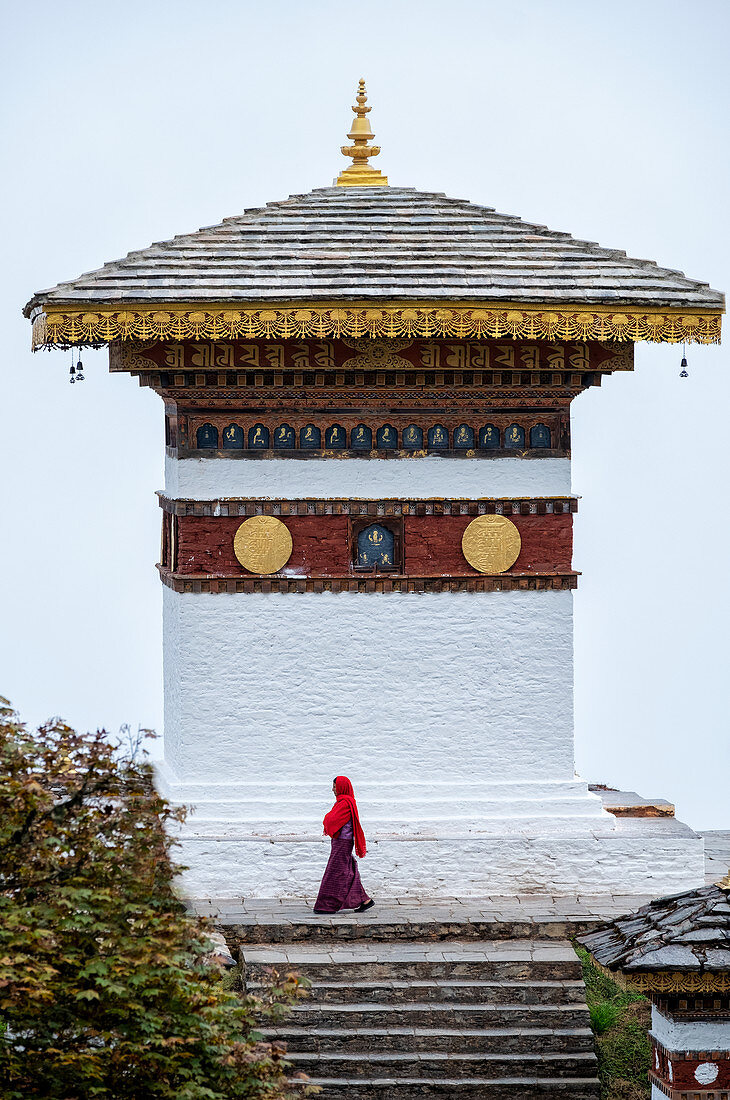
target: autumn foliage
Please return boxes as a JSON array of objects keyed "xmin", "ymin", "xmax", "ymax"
[{"xmin": 0, "ymin": 700, "xmax": 309, "ymax": 1099}]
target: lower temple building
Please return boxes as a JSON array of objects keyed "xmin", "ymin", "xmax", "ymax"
[
  {"xmin": 25, "ymin": 82, "xmax": 723, "ymax": 901},
  {"xmin": 579, "ymin": 880, "xmax": 730, "ymax": 1100}
]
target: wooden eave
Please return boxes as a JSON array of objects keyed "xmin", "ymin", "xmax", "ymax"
[{"xmin": 27, "ymin": 299, "xmax": 723, "ymax": 350}]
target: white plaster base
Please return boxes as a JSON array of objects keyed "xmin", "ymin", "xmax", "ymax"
[
  {"xmin": 162, "ymin": 588, "xmax": 581, "ymax": 783},
  {"xmin": 651, "ymin": 1005, "xmax": 730, "ymax": 1052},
  {"xmin": 161, "ymin": 819, "xmax": 704, "ymax": 900},
  {"xmin": 155, "ymin": 771, "xmax": 613, "ymax": 828},
  {"xmin": 160, "ymin": 586, "xmax": 705, "ymax": 900},
  {"xmin": 165, "ymin": 453, "xmax": 572, "ymax": 500}
]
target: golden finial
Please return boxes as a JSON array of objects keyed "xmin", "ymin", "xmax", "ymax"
[{"xmin": 336, "ymin": 79, "xmax": 388, "ymax": 187}]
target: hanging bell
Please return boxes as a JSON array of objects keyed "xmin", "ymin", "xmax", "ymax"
[
  {"xmin": 69, "ymin": 362, "xmax": 76, "ymax": 384},
  {"xmin": 680, "ymin": 356, "xmax": 688, "ymax": 378}
]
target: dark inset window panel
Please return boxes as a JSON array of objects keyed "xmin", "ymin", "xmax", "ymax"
[
  {"xmin": 454, "ymin": 424, "xmax": 475, "ymax": 449},
  {"xmin": 504, "ymin": 423, "xmax": 525, "ymax": 449},
  {"xmin": 427, "ymin": 424, "xmax": 449, "ymax": 449},
  {"xmin": 351, "ymin": 423, "xmax": 373, "ymax": 450},
  {"xmin": 402, "ymin": 424, "xmax": 423, "ymax": 450},
  {"xmin": 248, "ymin": 424, "xmax": 270, "ymax": 449},
  {"xmin": 273, "ymin": 423, "xmax": 296, "ymax": 448},
  {"xmin": 222, "ymin": 424, "xmax": 244, "ymax": 449},
  {"xmin": 300, "ymin": 424, "xmax": 321, "ymax": 449},
  {"xmin": 377, "ymin": 424, "xmax": 398, "ymax": 449},
  {"xmin": 479, "ymin": 424, "xmax": 500, "ymax": 449},
  {"xmin": 530, "ymin": 423, "xmax": 552, "ymax": 448},
  {"xmin": 325, "ymin": 424, "xmax": 347, "ymax": 449},
  {"xmin": 357, "ymin": 523, "xmax": 396, "ymax": 568},
  {"xmin": 196, "ymin": 423, "xmax": 218, "ymax": 449}
]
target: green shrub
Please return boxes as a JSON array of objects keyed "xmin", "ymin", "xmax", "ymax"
[
  {"xmin": 575, "ymin": 945, "xmax": 651, "ymax": 1100},
  {"xmin": 590, "ymin": 1001, "xmax": 623, "ymax": 1035},
  {"xmin": 0, "ymin": 699, "xmax": 314, "ymax": 1100}
]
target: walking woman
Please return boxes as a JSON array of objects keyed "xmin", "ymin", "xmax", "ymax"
[{"xmin": 314, "ymin": 776, "xmax": 374, "ymax": 914}]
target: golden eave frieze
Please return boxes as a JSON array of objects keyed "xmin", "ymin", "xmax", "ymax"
[
  {"xmin": 30, "ymin": 301, "xmax": 722, "ymax": 349},
  {"xmin": 590, "ymin": 959, "xmax": 730, "ymax": 994}
]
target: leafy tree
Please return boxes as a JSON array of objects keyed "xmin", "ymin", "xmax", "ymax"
[{"xmin": 0, "ymin": 700, "xmax": 310, "ymax": 1099}]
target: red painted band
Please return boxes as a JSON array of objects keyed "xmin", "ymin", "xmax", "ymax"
[{"xmin": 172, "ymin": 512, "xmax": 573, "ymax": 578}]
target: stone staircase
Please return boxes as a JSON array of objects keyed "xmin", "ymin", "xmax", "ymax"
[{"xmin": 242, "ymin": 939, "xmax": 600, "ymax": 1098}]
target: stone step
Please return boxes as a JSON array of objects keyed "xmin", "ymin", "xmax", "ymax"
[
  {"xmin": 243, "ymin": 940, "xmax": 582, "ymax": 983},
  {"xmin": 249, "ymin": 977, "xmax": 589, "ymax": 1005},
  {"xmin": 252, "ymin": 958, "xmax": 579, "ymax": 981},
  {"xmin": 289, "ymin": 1002, "xmax": 591, "ymax": 1030},
  {"xmin": 305, "ymin": 1077, "xmax": 601, "ymax": 1099},
  {"xmin": 228, "ymin": 915, "xmax": 596, "ymax": 944},
  {"xmin": 208, "ymin": 893, "xmax": 657, "ymax": 948},
  {"xmin": 267, "ymin": 1024, "xmax": 595, "ymax": 1054},
  {"xmin": 243, "ymin": 936, "xmax": 599, "ymax": 1095},
  {"xmin": 288, "ymin": 1050, "xmax": 599, "ymax": 1080}
]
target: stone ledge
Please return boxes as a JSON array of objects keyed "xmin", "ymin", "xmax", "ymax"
[
  {"xmin": 158, "ymin": 493, "xmax": 579, "ymax": 517},
  {"xmin": 160, "ymin": 567, "xmax": 580, "ymax": 594},
  {"xmin": 591, "ymin": 787, "xmax": 675, "ymax": 818},
  {"xmin": 188, "ymin": 896, "xmax": 657, "ymax": 942},
  {"xmin": 303, "ymin": 1077, "xmax": 601, "ymax": 1096}
]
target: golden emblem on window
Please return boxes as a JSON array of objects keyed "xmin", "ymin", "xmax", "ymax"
[
  {"xmin": 461, "ymin": 515, "xmax": 521, "ymax": 574},
  {"xmin": 233, "ymin": 516, "xmax": 293, "ymax": 575}
]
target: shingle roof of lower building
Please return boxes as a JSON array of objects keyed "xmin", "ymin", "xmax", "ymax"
[
  {"xmin": 23, "ymin": 186, "xmax": 724, "ymax": 314},
  {"xmin": 577, "ymin": 884, "xmax": 730, "ymax": 973}
]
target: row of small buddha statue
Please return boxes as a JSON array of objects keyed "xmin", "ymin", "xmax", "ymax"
[{"xmin": 193, "ymin": 422, "xmax": 554, "ymax": 451}]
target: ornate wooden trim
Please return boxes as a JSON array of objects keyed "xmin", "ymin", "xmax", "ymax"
[
  {"xmin": 31, "ymin": 301, "xmax": 722, "ymax": 348},
  {"xmin": 655, "ymin": 992, "xmax": 730, "ymax": 1019},
  {"xmin": 157, "ymin": 566, "xmax": 579, "ymax": 595},
  {"xmin": 109, "ymin": 336, "xmax": 633, "ymax": 378},
  {"xmin": 592, "ymin": 959, "xmax": 730, "ymax": 994},
  {"xmin": 156, "ymin": 494, "xmax": 579, "ymax": 517}
]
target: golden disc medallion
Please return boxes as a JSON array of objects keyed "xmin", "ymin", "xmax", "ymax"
[
  {"xmin": 461, "ymin": 515, "xmax": 521, "ymax": 574},
  {"xmin": 233, "ymin": 516, "xmax": 293, "ymax": 575}
]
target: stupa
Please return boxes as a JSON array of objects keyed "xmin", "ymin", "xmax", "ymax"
[{"xmin": 24, "ymin": 82, "xmax": 723, "ymax": 900}]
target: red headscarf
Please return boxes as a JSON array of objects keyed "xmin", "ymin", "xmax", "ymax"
[{"xmin": 323, "ymin": 776, "xmax": 367, "ymax": 858}]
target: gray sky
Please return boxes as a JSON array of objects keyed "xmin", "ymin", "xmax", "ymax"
[{"xmin": 2, "ymin": 0, "xmax": 728, "ymax": 828}]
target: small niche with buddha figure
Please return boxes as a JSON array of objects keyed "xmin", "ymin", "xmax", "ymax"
[
  {"xmin": 196, "ymin": 423, "xmax": 218, "ymax": 449},
  {"xmin": 248, "ymin": 423, "xmax": 269, "ymax": 449},
  {"xmin": 222, "ymin": 423, "xmax": 244, "ymax": 449},
  {"xmin": 273, "ymin": 423, "xmax": 295, "ymax": 449},
  {"xmin": 350, "ymin": 517, "xmax": 403, "ymax": 573}
]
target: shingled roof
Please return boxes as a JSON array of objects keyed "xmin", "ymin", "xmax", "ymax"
[
  {"xmin": 578, "ymin": 884, "xmax": 730, "ymax": 974},
  {"xmin": 23, "ymin": 186, "xmax": 724, "ymax": 315}
]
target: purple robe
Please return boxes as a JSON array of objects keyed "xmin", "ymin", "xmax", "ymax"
[{"xmin": 314, "ymin": 820, "xmax": 369, "ymax": 912}]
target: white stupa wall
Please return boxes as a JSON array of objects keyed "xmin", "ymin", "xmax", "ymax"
[
  {"xmin": 651, "ymin": 1005, "xmax": 730, "ymax": 1052},
  {"xmin": 158, "ymin": 452, "xmax": 706, "ymax": 898},
  {"xmin": 161, "ymin": 452, "xmax": 583, "ymax": 811},
  {"xmin": 161, "ymin": 586, "xmax": 579, "ymax": 794},
  {"xmin": 164, "ymin": 453, "xmax": 573, "ymax": 500}
]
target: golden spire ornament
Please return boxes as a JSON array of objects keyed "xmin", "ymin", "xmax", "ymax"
[{"xmin": 336, "ymin": 79, "xmax": 388, "ymax": 187}]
